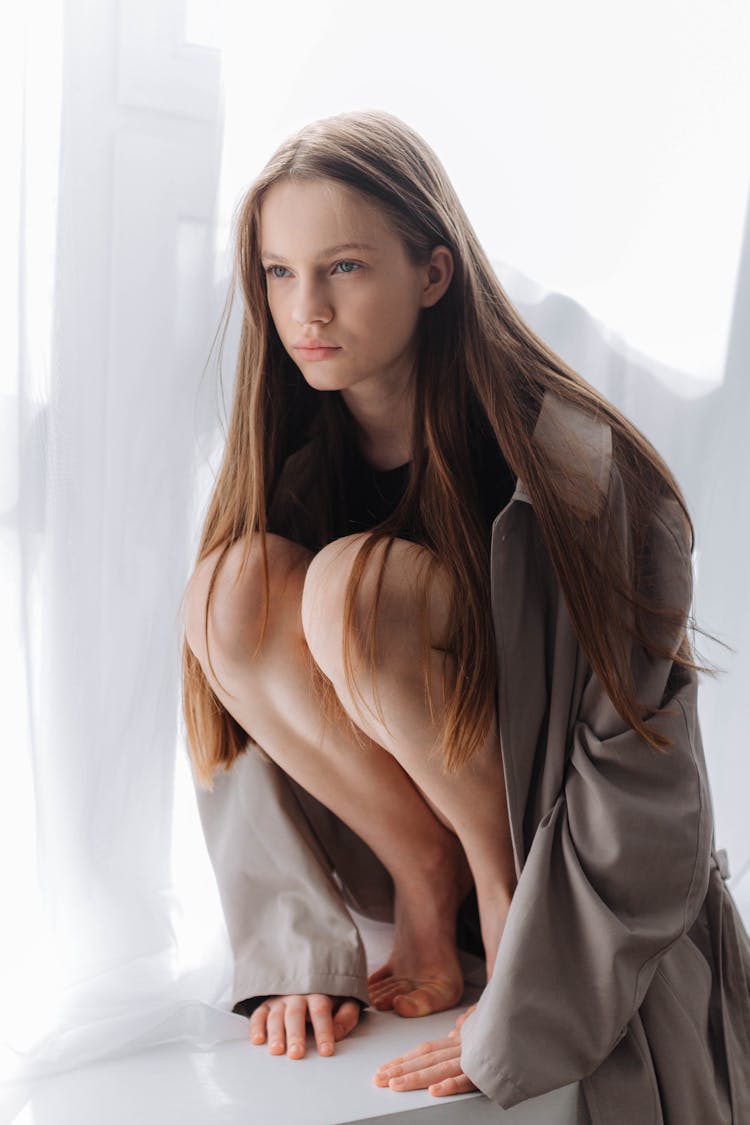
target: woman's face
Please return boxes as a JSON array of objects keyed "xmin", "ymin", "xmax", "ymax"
[{"xmin": 259, "ymin": 177, "xmax": 452, "ymax": 402}]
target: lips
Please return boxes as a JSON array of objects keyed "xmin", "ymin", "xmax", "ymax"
[
  {"xmin": 293, "ymin": 342, "xmax": 341, "ymax": 361},
  {"xmin": 293, "ymin": 342, "xmax": 339, "ymax": 350}
]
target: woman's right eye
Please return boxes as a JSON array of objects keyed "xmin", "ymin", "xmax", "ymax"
[{"xmin": 265, "ymin": 265, "xmax": 289, "ymax": 279}]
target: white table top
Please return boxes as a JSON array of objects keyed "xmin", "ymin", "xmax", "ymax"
[{"xmin": 0, "ymin": 913, "xmax": 579, "ymax": 1125}]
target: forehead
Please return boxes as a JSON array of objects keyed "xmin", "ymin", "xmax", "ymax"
[{"xmin": 259, "ymin": 178, "xmax": 397, "ymax": 257}]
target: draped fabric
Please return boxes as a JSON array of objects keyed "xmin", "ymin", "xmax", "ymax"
[{"xmin": 1, "ymin": 0, "xmax": 748, "ymax": 1088}]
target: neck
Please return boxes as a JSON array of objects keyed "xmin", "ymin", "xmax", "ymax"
[
  {"xmin": 341, "ymin": 372, "xmax": 415, "ymax": 472},
  {"xmin": 357, "ymin": 429, "xmax": 412, "ymax": 471}
]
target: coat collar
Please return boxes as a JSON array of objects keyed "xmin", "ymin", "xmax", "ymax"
[{"xmin": 504, "ymin": 389, "xmax": 613, "ymax": 516}]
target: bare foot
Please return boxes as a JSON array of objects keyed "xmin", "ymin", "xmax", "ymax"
[{"xmin": 367, "ymin": 840, "xmax": 474, "ymax": 1018}]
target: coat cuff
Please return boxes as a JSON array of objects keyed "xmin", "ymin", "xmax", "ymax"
[
  {"xmin": 231, "ymin": 962, "xmax": 370, "ymax": 1015},
  {"xmin": 461, "ymin": 1040, "xmax": 528, "ymax": 1109}
]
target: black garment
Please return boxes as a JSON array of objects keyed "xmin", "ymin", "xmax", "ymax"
[
  {"xmin": 341, "ymin": 413, "xmax": 517, "ymax": 542},
  {"xmin": 267, "ymin": 394, "xmax": 520, "ymax": 552}
]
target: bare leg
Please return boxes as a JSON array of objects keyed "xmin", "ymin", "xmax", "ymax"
[
  {"xmin": 184, "ymin": 532, "xmax": 473, "ymax": 1016},
  {"xmin": 301, "ymin": 533, "xmax": 517, "ymax": 995}
]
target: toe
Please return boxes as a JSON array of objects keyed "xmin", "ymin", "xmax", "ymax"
[
  {"xmin": 369, "ymin": 977, "xmax": 410, "ymax": 998},
  {"xmin": 393, "ymin": 991, "xmax": 427, "ymax": 1017},
  {"xmin": 370, "ymin": 994, "xmax": 395, "ymax": 1011},
  {"xmin": 367, "ymin": 963, "xmax": 393, "ymax": 986},
  {"xmin": 368, "ymin": 979, "xmax": 414, "ymax": 1009},
  {"xmin": 393, "ymin": 983, "xmax": 459, "ymax": 1018}
]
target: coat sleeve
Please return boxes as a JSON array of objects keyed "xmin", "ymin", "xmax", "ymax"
[
  {"xmin": 193, "ymin": 742, "xmax": 370, "ymax": 1015},
  {"xmin": 460, "ymin": 483, "xmax": 714, "ymax": 1108}
]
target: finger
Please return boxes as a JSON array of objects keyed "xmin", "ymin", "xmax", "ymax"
[
  {"xmin": 373, "ymin": 1039, "xmax": 456, "ymax": 1085},
  {"xmin": 307, "ymin": 994, "xmax": 335, "ymax": 1057},
  {"xmin": 374, "ymin": 1051, "xmax": 411, "ymax": 1086},
  {"xmin": 284, "ymin": 997, "xmax": 308, "ymax": 1059},
  {"xmin": 373, "ymin": 1050, "xmax": 415, "ymax": 1078},
  {"xmin": 266, "ymin": 1002, "xmax": 287, "ymax": 1055},
  {"xmin": 376, "ymin": 1036, "xmax": 453, "ymax": 1070},
  {"xmin": 453, "ymin": 1002, "xmax": 478, "ymax": 1032},
  {"xmin": 382, "ymin": 1045, "xmax": 462, "ymax": 1080},
  {"xmin": 248, "ymin": 1001, "xmax": 270, "ymax": 1046},
  {"xmin": 429, "ymin": 1073, "xmax": 478, "ymax": 1097},
  {"xmin": 388, "ymin": 1058, "xmax": 466, "ymax": 1092},
  {"xmin": 332, "ymin": 999, "xmax": 361, "ymax": 1041},
  {"xmin": 449, "ymin": 1004, "xmax": 477, "ymax": 1040}
]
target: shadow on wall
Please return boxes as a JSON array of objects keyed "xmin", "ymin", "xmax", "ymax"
[{"xmin": 493, "ymin": 180, "xmax": 750, "ymax": 908}]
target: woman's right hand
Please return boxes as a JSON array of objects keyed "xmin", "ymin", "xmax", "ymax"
[{"xmin": 248, "ymin": 993, "xmax": 362, "ymax": 1059}]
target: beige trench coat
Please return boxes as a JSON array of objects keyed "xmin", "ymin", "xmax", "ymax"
[{"xmin": 193, "ymin": 391, "xmax": 750, "ymax": 1124}]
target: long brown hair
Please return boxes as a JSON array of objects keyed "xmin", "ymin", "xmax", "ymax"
[{"xmin": 182, "ymin": 108, "xmax": 702, "ymax": 793}]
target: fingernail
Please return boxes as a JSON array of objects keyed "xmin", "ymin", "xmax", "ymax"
[
  {"xmin": 390, "ymin": 1077, "xmax": 406, "ymax": 1087},
  {"xmin": 319, "ymin": 1041, "xmax": 333, "ymax": 1055},
  {"xmin": 250, "ymin": 1033, "xmax": 264, "ymax": 1044},
  {"xmin": 270, "ymin": 1040, "xmax": 283, "ymax": 1051}
]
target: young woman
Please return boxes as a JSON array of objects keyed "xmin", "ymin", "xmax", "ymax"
[{"xmin": 181, "ymin": 109, "xmax": 750, "ymax": 1122}]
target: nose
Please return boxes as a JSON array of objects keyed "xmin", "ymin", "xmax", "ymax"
[{"xmin": 291, "ymin": 278, "xmax": 333, "ymax": 327}]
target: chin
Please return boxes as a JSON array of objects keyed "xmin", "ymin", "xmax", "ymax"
[{"xmin": 297, "ymin": 367, "xmax": 351, "ymax": 391}]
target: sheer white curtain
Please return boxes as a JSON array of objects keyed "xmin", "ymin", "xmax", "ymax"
[
  {"xmin": 1, "ymin": 0, "xmax": 244, "ymax": 1089},
  {"xmin": 2, "ymin": 0, "xmax": 748, "ymax": 1090}
]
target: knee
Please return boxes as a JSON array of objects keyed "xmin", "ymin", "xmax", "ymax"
[
  {"xmin": 183, "ymin": 532, "xmax": 310, "ymax": 673},
  {"xmin": 301, "ymin": 533, "xmax": 451, "ymax": 681},
  {"xmin": 300, "ymin": 534, "xmax": 366, "ymax": 678}
]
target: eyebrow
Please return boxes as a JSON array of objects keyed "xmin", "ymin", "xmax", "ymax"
[{"xmin": 260, "ymin": 242, "xmax": 377, "ymax": 263}]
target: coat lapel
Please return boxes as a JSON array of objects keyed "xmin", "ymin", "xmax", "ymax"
[
  {"xmin": 489, "ymin": 391, "xmax": 613, "ymax": 874},
  {"xmin": 490, "ymin": 500, "xmax": 550, "ymax": 875}
]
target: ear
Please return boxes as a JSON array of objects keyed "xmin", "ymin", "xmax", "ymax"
[{"xmin": 420, "ymin": 245, "xmax": 454, "ymax": 308}]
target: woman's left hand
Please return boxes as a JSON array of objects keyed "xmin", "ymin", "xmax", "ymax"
[{"xmin": 372, "ymin": 1024, "xmax": 478, "ymax": 1097}]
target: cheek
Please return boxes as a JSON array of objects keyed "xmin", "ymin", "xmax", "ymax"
[
  {"xmin": 355, "ymin": 285, "xmax": 419, "ymax": 347},
  {"xmin": 265, "ymin": 288, "xmax": 282, "ymax": 325},
  {"xmin": 265, "ymin": 293, "xmax": 296, "ymax": 347}
]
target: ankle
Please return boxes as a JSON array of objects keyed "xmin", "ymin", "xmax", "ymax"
[
  {"xmin": 479, "ymin": 877, "xmax": 515, "ymax": 906},
  {"xmin": 393, "ymin": 831, "xmax": 471, "ymax": 903},
  {"xmin": 464, "ymin": 845, "xmax": 516, "ymax": 905}
]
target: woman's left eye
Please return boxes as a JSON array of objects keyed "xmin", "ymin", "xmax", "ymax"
[{"xmin": 334, "ymin": 260, "xmax": 360, "ymax": 274}]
